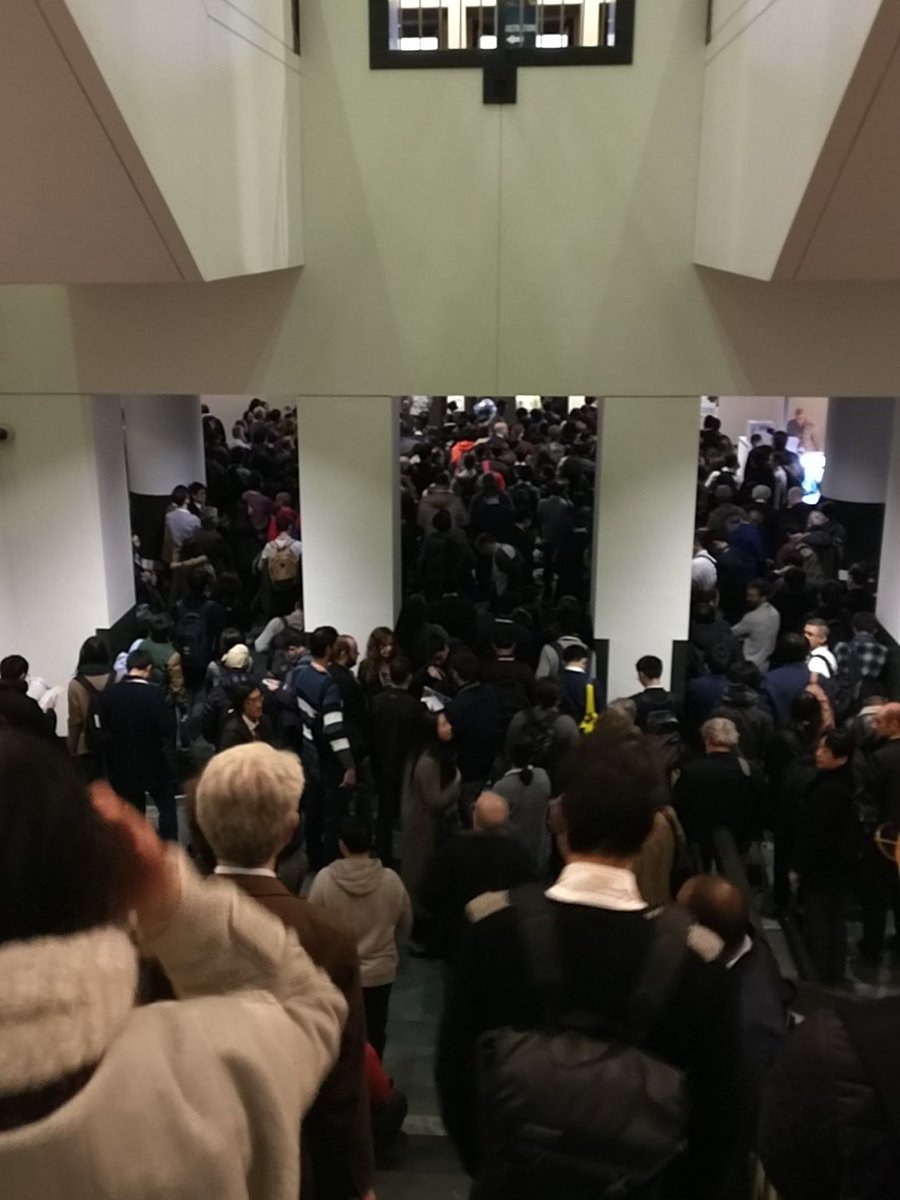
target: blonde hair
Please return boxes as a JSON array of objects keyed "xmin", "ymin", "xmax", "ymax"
[
  {"xmin": 702, "ymin": 717, "xmax": 740, "ymax": 749},
  {"xmin": 195, "ymin": 743, "xmax": 304, "ymax": 868}
]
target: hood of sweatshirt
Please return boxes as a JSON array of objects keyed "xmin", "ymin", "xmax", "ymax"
[{"xmin": 328, "ymin": 855, "xmax": 385, "ymax": 897}]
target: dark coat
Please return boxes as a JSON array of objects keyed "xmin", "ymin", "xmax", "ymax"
[
  {"xmin": 370, "ymin": 687, "xmax": 424, "ymax": 788},
  {"xmin": 793, "ymin": 764, "xmax": 855, "ymax": 886},
  {"xmin": 0, "ymin": 681, "xmax": 55, "ymax": 740},
  {"xmin": 446, "ymin": 682, "xmax": 501, "ymax": 783},
  {"xmin": 761, "ymin": 663, "xmax": 811, "ymax": 727},
  {"xmin": 329, "ymin": 663, "xmax": 371, "ymax": 761},
  {"xmin": 227, "ymin": 874, "xmax": 375, "ymax": 1200},
  {"xmin": 217, "ymin": 713, "xmax": 274, "ymax": 751},
  {"xmin": 673, "ymin": 751, "xmax": 764, "ymax": 856},
  {"xmin": 437, "ymin": 892, "xmax": 743, "ymax": 1199},
  {"xmin": 713, "ymin": 685, "xmax": 773, "ymax": 763},
  {"xmin": 96, "ymin": 677, "xmax": 175, "ymax": 794}
]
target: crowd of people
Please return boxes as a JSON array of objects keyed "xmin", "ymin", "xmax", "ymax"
[{"xmin": 2, "ymin": 397, "xmax": 900, "ymax": 1199}]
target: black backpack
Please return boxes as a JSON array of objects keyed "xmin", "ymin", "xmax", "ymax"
[
  {"xmin": 519, "ymin": 709, "xmax": 558, "ymax": 770},
  {"xmin": 76, "ymin": 673, "xmax": 115, "ymax": 756},
  {"xmin": 174, "ymin": 607, "xmax": 210, "ymax": 673},
  {"xmin": 478, "ymin": 888, "xmax": 691, "ymax": 1199}
]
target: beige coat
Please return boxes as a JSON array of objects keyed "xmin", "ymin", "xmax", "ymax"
[
  {"xmin": 0, "ymin": 854, "xmax": 346, "ymax": 1200},
  {"xmin": 401, "ymin": 751, "xmax": 460, "ymax": 919},
  {"xmin": 66, "ymin": 672, "xmax": 114, "ymax": 756}
]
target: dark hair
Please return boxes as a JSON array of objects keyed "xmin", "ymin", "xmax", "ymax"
[
  {"xmin": 748, "ymin": 579, "xmax": 772, "ymax": 599},
  {"xmin": 507, "ymin": 727, "xmax": 536, "ymax": 785},
  {"xmin": 149, "ymin": 613, "xmax": 173, "ymax": 643},
  {"xmin": 561, "ymin": 730, "xmax": 659, "ymax": 857},
  {"xmin": 562, "ymin": 643, "xmax": 588, "ymax": 665},
  {"xmin": 853, "ymin": 612, "xmax": 879, "ymax": 635},
  {"xmin": 309, "ymin": 626, "xmax": 338, "ymax": 658},
  {"xmin": 432, "ymin": 509, "xmax": 452, "ymax": 533},
  {"xmin": 187, "ymin": 568, "xmax": 209, "ymax": 597},
  {"xmin": 789, "ymin": 692, "xmax": 824, "ymax": 750},
  {"xmin": 76, "ymin": 637, "xmax": 111, "ymax": 673},
  {"xmin": 188, "ymin": 481, "xmax": 206, "ymax": 498},
  {"xmin": 218, "ymin": 627, "xmax": 244, "ymax": 657},
  {"xmin": 0, "ymin": 733, "xmax": 122, "ymax": 942},
  {"xmin": 339, "ymin": 814, "xmax": 372, "ymax": 855},
  {"xmin": 481, "ymin": 473, "xmax": 498, "ymax": 497},
  {"xmin": 779, "ymin": 632, "xmax": 810, "ymax": 665},
  {"xmin": 784, "ymin": 567, "xmax": 806, "ymax": 593},
  {"xmin": 126, "ymin": 649, "xmax": 154, "ymax": 672},
  {"xmin": 410, "ymin": 709, "xmax": 456, "ymax": 789},
  {"xmin": 636, "ymin": 655, "xmax": 663, "ymax": 680},
  {"xmin": 820, "ymin": 728, "xmax": 854, "ymax": 761},
  {"xmin": 0, "ymin": 655, "xmax": 29, "ymax": 681},
  {"xmin": 534, "ymin": 678, "xmax": 562, "ymax": 708},
  {"xmin": 228, "ymin": 680, "xmax": 262, "ymax": 712},
  {"xmin": 726, "ymin": 660, "xmax": 762, "ymax": 690},
  {"xmin": 171, "ymin": 485, "xmax": 189, "ymax": 507},
  {"xmin": 282, "ymin": 629, "xmax": 307, "ymax": 651},
  {"xmin": 452, "ymin": 650, "xmax": 481, "ymax": 684},
  {"xmin": 390, "ymin": 654, "xmax": 413, "ymax": 686}
]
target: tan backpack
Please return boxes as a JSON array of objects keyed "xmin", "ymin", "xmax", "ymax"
[{"xmin": 268, "ymin": 542, "xmax": 299, "ymax": 585}]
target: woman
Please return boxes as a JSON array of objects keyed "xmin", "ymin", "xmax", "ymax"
[
  {"xmin": 218, "ymin": 683, "xmax": 273, "ymax": 751},
  {"xmin": 401, "ymin": 711, "xmax": 460, "ymax": 934},
  {"xmin": 767, "ymin": 691, "xmax": 825, "ymax": 909},
  {"xmin": 67, "ymin": 637, "xmax": 116, "ymax": 783},
  {"xmin": 203, "ymin": 627, "xmax": 245, "ymax": 694},
  {"xmin": 0, "ymin": 731, "xmax": 345, "ymax": 1199},
  {"xmin": 493, "ymin": 730, "xmax": 552, "ymax": 876},
  {"xmin": 358, "ymin": 627, "xmax": 395, "ymax": 697}
]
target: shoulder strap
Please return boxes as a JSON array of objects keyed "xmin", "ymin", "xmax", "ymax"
[
  {"xmin": 76, "ymin": 674, "xmax": 100, "ymax": 699},
  {"xmin": 626, "ymin": 907, "xmax": 692, "ymax": 1044},
  {"xmin": 511, "ymin": 885, "xmax": 568, "ymax": 1025},
  {"xmin": 838, "ymin": 1000, "xmax": 900, "ymax": 1136}
]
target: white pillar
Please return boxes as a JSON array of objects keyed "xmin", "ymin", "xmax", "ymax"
[
  {"xmin": 592, "ymin": 397, "xmax": 699, "ymax": 699},
  {"xmin": 877, "ymin": 400, "xmax": 900, "ymax": 643},
  {"xmin": 0, "ymin": 396, "xmax": 134, "ymax": 700},
  {"xmin": 823, "ymin": 397, "xmax": 895, "ymax": 504},
  {"xmin": 122, "ymin": 395, "xmax": 205, "ymax": 558},
  {"xmin": 297, "ymin": 397, "xmax": 400, "ymax": 648}
]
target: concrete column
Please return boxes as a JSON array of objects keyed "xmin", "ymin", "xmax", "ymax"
[
  {"xmin": 297, "ymin": 397, "xmax": 400, "ymax": 648},
  {"xmin": 822, "ymin": 396, "xmax": 895, "ymax": 562},
  {"xmin": 592, "ymin": 397, "xmax": 699, "ymax": 699},
  {"xmin": 0, "ymin": 396, "xmax": 134, "ymax": 704},
  {"xmin": 877, "ymin": 400, "xmax": 900, "ymax": 644},
  {"xmin": 123, "ymin": 395, "xmax": 205, "ymax": 558}
]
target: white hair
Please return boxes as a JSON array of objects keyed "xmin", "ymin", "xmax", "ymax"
[
  {"xmin": 702, "ymin": 717, "xmax": 740, "ymax": 749},
  {"xmin": 196, "ymin": 743, "xmax": 304, "ymax": 868}
]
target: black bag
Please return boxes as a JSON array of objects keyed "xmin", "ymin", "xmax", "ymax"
[
  {"xmin": 174, "ymin": 607, "xmax": 209, "ymax": 673},
  {"xmin": 478, "ymin": 888, "xmax": 692, "ymax": 1199},
  {"xmin": 77, "ymin": 673, "xmax": 115, "ymax": 756}
]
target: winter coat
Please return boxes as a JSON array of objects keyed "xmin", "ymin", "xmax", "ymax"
[
  {"xmin": 401, "ymin": 750, "xmax": 461, "ymax": 918},
  {"xmin": 308, "ymin": 857, "xmax": 412, "ymax": 987}
]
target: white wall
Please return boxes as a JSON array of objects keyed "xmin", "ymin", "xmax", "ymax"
[
  {"xmin": 696, "ymin": 0, "xmax": 882, "ymax": 278},
  {"xmin": 123, "ymin": 396, "xmax": 205, "ymax": 495},
  {"xmin": 89, "ymin": 397, "xmax": 136, "ymax": 623},
  {"xmin": 297, "ymin": 397, "xmax": 399, "ymax": 648},
  {"xmin": 593, "ymin": 397, "xmax": 699, "ymax": 697},
  {"xmin": 877, "ymin": 400, "xmax": 900, "ymax": 641},
  {"xmin": 823, "ymin": 397, "xmax": 895, "ymax": 504},
  {"xmin": 0, "ymin": 397, "xmax": 133, "ymax": 706},
  {"xmin": 60, "ymin": 0, "xmax": 303, "ymax": 279}
]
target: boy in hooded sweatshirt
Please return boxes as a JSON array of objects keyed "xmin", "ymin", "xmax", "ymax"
[{"xmin": 308, "ymin": 814, "xmax": 413, "ymax": 1058}]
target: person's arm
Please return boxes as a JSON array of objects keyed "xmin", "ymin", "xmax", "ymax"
[
  {"xmin": 306, "ymin": 870, "xmax": 328, "ymax": 908},
  {"xmin": 731, "ymin": 615, "xmax": 750, "ymax": 639},
  {"xmin": 395, "ymin": 874, "xmax": 414, "ymax": 943},
  {"xmin": 535, "ymin": 643, "xmax": 557, "ymax": 680},
  {"xmin": 66, "ymin": 679, "xmax": 84, "ymax": 756},
  {"xmin": 322, "ymin": 678, "xmax": 356, "ymax": 782},
  {"xmin": 414, "ymin": 752, "xmax": 460, "ymax": 813},
  {"xmin": 167, "ymin": 652, "xmax": 187, "ymax": 703}
]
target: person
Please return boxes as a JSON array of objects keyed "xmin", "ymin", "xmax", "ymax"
[
  {"xmin": 536, "ymin": 481, "xmax": 573, "ymax": 596},
  {"xmin": 767, "ymin": 692, "xmax": 825, "ymax": 909},
  {"xmin": 292, "ymin": 627, "xmax": 357, "ymax": 870},
  {"xmin": 0, "ymin": 656, "xmax": 55, "ymax": 740},
  {"xmin": 630, "ymin": 655, "xmax": 674, "ymax": 730},
  {"xmin": 365, "ymin": 1045, "xmax": 409, "ymax": 1159},
  {"xmin": 66, "ymin": 636, "xmax": 116, "ymax": 781},
  {"xmin": 761, "ymin": 632, "xmax": 812, "ymax": 726},
  {"xmin": 417, "ymin": 471, "xmax": 468, "ymax": 532},
  {"xmin": 164, "ymin": 484, "xmax": 201, "ymax": 560},
  {"xmin": 308, "ymin": 814, "xmax": 412, "ymax": 1060},
  {"xmin": 804, "ymin": 617, "xmax": 837, "ymax": 682},
  {"xmin": 732, "ymin": 579, "xmax": 781, "ymax": 672},
  {"xmin": 834, "ymin": 612, "xmax": 888, "ymax": 711},
  {"xmin": 242, "ymin": 472, "xmax": 273, "ymax": 540},
  {"xmin": 259, "ymin": 512, "xmax": 302, "ymax": 617},
  {"xmin": 191, "ymin": 742, "xmax": 374, "ymax": 1200},
  {"xmin": 358, "ymin": 626, "xmax": 395, "ymax": 697},
  {"xmin": 217, "ymin": 682, "xmax": 274, "ymax": 750},
  {"xmin": 400, "ymin": 709, "xmax": 460, "ymax": 938},
  {"xmin": 0, "ymin": 733, "xmax": 346, "ymax": 1200},
  {"xmin": 506, "ymin": 677, "xmax": 580, "ymax": 793},
  {"xmin": 329, "ymin": 635, "xmax": 371, "ymax": 790},
  {"xmin": 422, "ymin": 791, "xmax": 536, "ymax": 963},
  {"xmin": 138, "ymin": 613, "xmax": 187, "ymax": 705},
  {"xmin": 759, "ymin": 994, "xmax": 900, "ymax": 1200},
  {"xmin": 673, "ymin": 717, "xmax": 764, "ymax": 863},
  {"xmin": 676, "ymin": 876, "xmax": 788, "ymax": 1144},
  {"xmin": 558, "ymin": 642, "xmax": 595, "ymax": 725},
  {"xmin": 484, "ymin": 623, "xmax": 535, "ymax": 740},
  {"xmin": 369, "ymin": 655, "xmax": 423, "ymax": 867},
  {"xmin": 534, "ymin": 601, "xmax": 588, "ymax": 679},
  {"xmin": 201, "ymin": 642, "xmax": 259, "ymax": 746},
  {"xmin": 95, "ymin": 650, "xmax": 179, "ymax": 842},
  {"xmin": 436, "ymin": 727, "xmax": 743, "ymax": 1199},
  {"xmin": 181, "ymin": 509, "xmax": 233, "ymax": 576},
  {"xmin": 445, "ymin": 651, "xmax": 500, "ymax": 815},
  {"xmin": 792, "ymin": 728, "xmax": 855, "ymax": 984},
  {"xmin": 691, "ymin": 531, "xmax": 719, "ymax": 596},
  {"xmin": 712, "ymin": 660, "xmax": 773, "ymax": 764},
  {"xmin": 492, "ymin": 729, "xmax": 553, "ymax": 874}
]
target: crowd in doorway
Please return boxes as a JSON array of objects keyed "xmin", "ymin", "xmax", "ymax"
[{"xmin": 2, "ymin": 398, "xmax": 900, "ymax": 1200}]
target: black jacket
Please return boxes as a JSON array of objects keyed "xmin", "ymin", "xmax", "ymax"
[
  {"xmin": 760, "ymin": 1000, "xmax": 900, "ymax": 1200},
  {"xmin": 96, "ymin": 677, "xmax": 175, "ymax": 793},
  {"xmin": 217, "ymin": 713, "xmax": 274, "ymax": 751},
  {"xmin": 868, "ymin": 738, "xmax": 900, "ymax": 825},
  {"xmin": 329, "ymin": 663, "xmax": 371, "ymax": 761},
  {"xmin": 713, "ymin": 685, "xmax": 773, "ymax": 764},
  {"xmin": 793, "ymin": 764, "xmax": 855, "ymax": 886},
  {"xmin": 370, "ymin": 687, "xmax": 424, "ymax": 787},
  {"xmin": 437, "ymin": 890, "xmax": 743, "ymax": 1199},
  {"xmin": 673, "ymin": 751, "xmax": 764, "ymax": 855},
  {"xmin": 446, "ymin": 682, "xmax": 501, "ymax": 783},
  {"xmin": 0, "ymin": 680, "xmax": 55, "ymax": 740}
]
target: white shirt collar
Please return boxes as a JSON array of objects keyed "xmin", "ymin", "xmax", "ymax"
[
  {"xmin": 545, "ymin": 861, "xmax": 646, "ymax": 912},
  {"xmin": 726, "ymin": 934, "xmax": 753, "ymax": 969},
  {"xmin": 214, "ymin": 865, "xmax": 277, "ymax": 878},
  {"xmin": 242, "ymin": 714, "xmax": 260, "ymax": 733}
]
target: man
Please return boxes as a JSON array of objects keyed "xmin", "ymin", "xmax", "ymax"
[
  {"xmin": 437, "ymin": 729, "xmax": 743, "ymax": 1199},
  {"xmin": 630, "ymin": 655, "xmax": 678, "ymax": 732},
  {"xmin": 330, "ymin": 634, "xmax": 373, "ymax": 813},
  {"xmin": 291, "ymin": 626, "xmax": 356, "ymax": 869},
  {"xmin": 536, "ymin": 481, "xmax": 573, "ymax": 597},
  {"xmin": 95, "ymin": 649, "xmax": 178, "ymax": 841},
  {"xmin": 0, "ymin": 655, "xmax": 55, "ymax": 739},
  {"xmin": 422, "ymin": 791, "xmax": 535, "ymax": 963},
  {"xmin": 484, "ymin": 623, "xmax": 534, "ymax": 739},
  {"xmin": 835, "ymin": 611, "xmax": 888, "ymax": 697},
  {"xmin": 760, "ymin": 633, "xmax": 812, "ymax": 727},
  {"xmin": 804, "ymin": 617, "xmax": 837, "ymax": 682},
  {"xmin": 691, "ymin": 531, "xmax": 718, "ymax": 596},
  {"xmin": 445, "ymin": 651, "xmax": 500, "ymax": 816},
  {"xmin": 181, "ymin": 510, "xmax": 233, "ymax": 575},
  {"xmin": 732, "ymin": 580, "xmax": 781, "ymax": 672},
  {"xmin": 370, "ymin": 655, "xmax": 424, "ymax": 866},
  {"xmin": 673, "ymin": 717, "xmax": 764, "ymax": 862},
  {"xmin": 417, "ymin": 471, "xmax": 468, "ymax": 532},
  {"xmin": 164, "ymin": 485, "xmax": 201, "ymax": 560},
  {"xmin": 559, "ymin": 642, "xmax": 594, "ymax": 725},
  {"xmin": 712, "ymin": 661, "xmax": 773, "ymax": 764},
  {"xmin": 194, "ymin": 744, "xmax": 375, "ymax": 1200}
]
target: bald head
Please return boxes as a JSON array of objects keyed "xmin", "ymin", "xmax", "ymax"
[
  {"xmin": 875, "ymin": 702, "xmax": 900, "ymax": 740},
  {"xmin": 473, "ymin": 791, "xmax": 509, "ymax": 832},
  {"xmin": 676, "ymin": 875, "xmax": 748, "ymax": 959}
]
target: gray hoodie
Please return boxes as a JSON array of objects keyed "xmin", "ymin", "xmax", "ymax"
[{"xmin": 307, "ymin": 856, "xmax": 413, "ymax": 987}]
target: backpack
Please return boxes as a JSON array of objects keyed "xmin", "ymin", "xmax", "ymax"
[
  {"xmin": 478, "ymin": 888, "xmax": 692, "ymax": 1199},
  {"xmin": 174, "ymin": 608, "xmax": 209, "ymax": 673},
  {"xmin": 643, "ymin": 703, "xmax": 683, "ymax": 774},
  {"xmin": 832, "ymin": 645, "xmax": 863, "ymax": 723},
  {"xmin": 549, "ymin": 636, "xmax": 589, "ymax": 679},
  {"xmin": 76, "ymin": 673, "xmax": 115, "ymax": 755},
  {"xmin": 518, "ymin": 709, "xmax": 558, "ymax": 771},
  {"xmin": 268, "ymin": 542, "xmax": 300, "ymax": 587}
]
